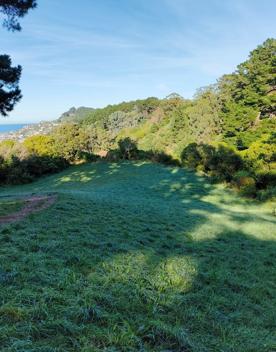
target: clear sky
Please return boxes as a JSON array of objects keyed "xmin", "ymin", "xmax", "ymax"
[{"xmin": 0, "ymin": 0, "xmax": 275, "ymax": 123}]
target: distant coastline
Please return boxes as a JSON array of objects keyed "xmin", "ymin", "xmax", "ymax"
[
  {"xmin": 0, "ymin": 121, "xmax": 59, "ymax": 142},
  {"xmin": 0, "ymin": 124, "xmax": 29, "ymax": 133}
]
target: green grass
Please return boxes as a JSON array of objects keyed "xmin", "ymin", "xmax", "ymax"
[
  {"xmin": 0, "ymin": 199, "xmax": 24, "ymax": 217},
  {"xmin": 0, "ymin": 161, "xmax": 275, "ymax": 352}
]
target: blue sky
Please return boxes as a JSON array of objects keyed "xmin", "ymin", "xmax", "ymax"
[{"xmin": 1, "ymin": 0, "xmax": 275, "ymax": 123}]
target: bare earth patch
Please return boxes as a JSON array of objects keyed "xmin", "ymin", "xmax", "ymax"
[{"xmin": 0, "ymin": 194, "xmax": 57, "ymax": 224}]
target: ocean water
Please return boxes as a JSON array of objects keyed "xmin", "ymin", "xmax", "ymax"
[{"xmin": 0, "ymin": 124, "xmax": 27, "ymax": 133}]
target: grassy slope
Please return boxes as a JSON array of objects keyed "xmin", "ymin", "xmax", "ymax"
[{"xmin": 0, "ymin": 162, "xmax": 275, "ymax": 352}]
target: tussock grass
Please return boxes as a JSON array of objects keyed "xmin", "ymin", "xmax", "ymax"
[{"xmin": 0, "ymin": 162, "xmax": 275, "ymax": 351}]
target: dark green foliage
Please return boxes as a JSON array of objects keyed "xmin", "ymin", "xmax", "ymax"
[
  {"xmin": 181, "ymin": 140, "xmax": 276, "ymax": 198},
  {"xmin": 0, "ymin": 55, "xmax": 22, "ymax": 116},
  {"xmin": 0, "ymin": 0, "xmax": 36, "ymax": 116},
  {"xmin": 233, "ymin": 170, "xmax": 257, "ymax": 197},
  {"xmin": 236, "ymin": 137, "xmax": 248, "ymax": 151},
  {"xmin": 181, "ymin": 143, "xmax": 244, "ymax": 181},
  {"xmin": 106, "ymin": 138, "xmax": 139, "ymax": 161},
  {"xmin": 0, "ymin": 0, "xmax": 37, "ymax": 31},
  {"xmin": 117, "ymin": 137, "xmax": 138, "ymax": 160},
  {"xmin": 24, "ymin": 155, "xmax": 69, "ymax": 177},
  {"xmin": 256, "ymin": 171, "xmax": 276, "ymax": 189},
  {"xmin": 105, "ymin": 148, "xmax": 123, "ymax": 162},
  {"xmin": 209, "ymin": 145, "xmax": 244, "ymax": 181},
  {"xmin": 0, "ymin": 153, "xmax": 68, "ymax": 184},
  {"xmin": 181, "ymin": 143, "xmax": 203, "ymax": 169},
  {"xmin": 219, "ymin": 38, "xmax": 276, "ymax": 134},
  {"xmin": 145, "ymin": 150, "xmax": 180, "ymax": 165},
  {"xmin": 235, "ymin": 38, "xmax": 276, "ymax": 114}
]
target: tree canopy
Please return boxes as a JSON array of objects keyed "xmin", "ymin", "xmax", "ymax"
[
  {"xmin": 0, "ymin": 0, "xmax": 37, "ymax": 116},
  {"xmin": 0, "ymin": 54, "xmax": 22, "ymax": 115},
  {"xmin": 0, "ymin": 0, "xmax": 36, "ymax": 31},
  {"xmin": 218, "ymin": 38, "xmax": 276, "ymax": 134}
]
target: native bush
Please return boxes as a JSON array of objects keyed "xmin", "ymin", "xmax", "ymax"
[
  {"xmin": 181, "ymin": 143, "xmax": 202, "ymax": 169},
  {"xmin": 0, "ymin": 145, "xmax": 69, "ymax": 185},
  {"xmin": 255, "ymin": 171, "xmax": 276, "ymax": 189},
  {"xmin": 181, "ymin": 143, "xmax": 244, "ymax": 181},
  {"xmin": 233, "ymin": 170, "xmax": 257, "ymax": 197},
  {"xmin": 118, "ymin": 138, "xmax": 138, "ymax": 160},
  {"xmin": 209, "ymin": 145, "xmax": 244, "ymax": 181}
]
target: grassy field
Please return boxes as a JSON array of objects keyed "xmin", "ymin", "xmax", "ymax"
[
  {"xmin": 0, "ymin": 199, "xmax": 24, "ymax": 217},
  {"xmin": 0, "ymin": 161, "xmax": 275, "ymax": 352}
]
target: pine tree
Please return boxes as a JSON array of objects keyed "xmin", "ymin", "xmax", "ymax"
[
  {"xmin": 0, "ymin": 0, "xmax": 37, "ymax": 115},
  {"xmin": 0, "ymin": 0, "xmax": 37, "ymax": 31},
  {"xmin": 0, "ymin": 54, "xmax": 22, "ymax": 115}
]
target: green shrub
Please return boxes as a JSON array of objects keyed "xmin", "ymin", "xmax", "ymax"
[
  {"xmin": 181, "ymin": 143, "xmax": 202, "ymax": 169},
  {"xmin": 118, "ymin": 138, "xmax": 138, "ymax": 160},
  {"xmin": 0, "ymin": 154, "xmax": 69, "ymax": 185},
  {"xmin": 25, "ymin": 155, "xmax": 69, "ymax": 177},
  {"xmin": 233, "ymin": 170, "xmax": 257, "ymax": 197},
  {"xmin": 209, "ymin": 145, "xmax": 244, "ymax": 181},
  {"xmin": 6, "ymin": 166, "xmax": 33, "ymax": 184},
  {"xmin": 197, "ymin": 144, "xmax": 216, "ymax": 172},
  {"xmin": 105, "ymin": 149, "xmax": 123, "ymax": 162},
  {"xmin": 181, "ymin": 143, "xmax": 244, "ymax": 181},
  {"xmin": 149, "ymin": 151, "xmax": 180, "ymax": 166},
  {"xmin": 256, "ymin": 171, "xmax": 276, "ymax": 189},
  {"xmin": 257, "ymin": 186, "xmax": 276, "ymax": 201}
]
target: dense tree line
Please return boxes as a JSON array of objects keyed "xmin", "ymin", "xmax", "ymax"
[{"xmin": 0, "ymin": 39, "xmax": 275, "ymax": 199}]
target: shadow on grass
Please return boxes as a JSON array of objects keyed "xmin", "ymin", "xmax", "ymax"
[{"xmin": 0, "ymin": 161, "xmax": 275, "ymax": 351}]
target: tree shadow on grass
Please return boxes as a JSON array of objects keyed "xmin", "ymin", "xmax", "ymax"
[{"xmin": 0, "ymin": 161, "xmax": 275, "ymax": 351}]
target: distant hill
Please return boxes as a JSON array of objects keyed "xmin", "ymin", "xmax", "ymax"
[
  {"xmin": 0, "ymin": 106, "xmax": 95, "ymax": 141},
  {"xmin": 58, "ymin": 106, "xmax": 95, "ymax": 123}
]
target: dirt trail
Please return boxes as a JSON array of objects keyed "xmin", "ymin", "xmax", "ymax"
[{"xmin": 0, "ymin": 194, "xmax": 57, "ymax": 224}]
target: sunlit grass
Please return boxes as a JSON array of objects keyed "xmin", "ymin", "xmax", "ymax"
[{"xmin": 0, "ymin": 161, "xmax": 275, "ymax": 351}]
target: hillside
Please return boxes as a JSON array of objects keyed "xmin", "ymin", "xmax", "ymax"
[
  {"xmin": 1, "ymin": 38, "xmax": 274, "ymax": 201},
  {"xmin": 1, "ymin": 2, "xmax": 275, "ymax": 352},
  {"xmin": 74, "ymin": 39, "xmax": 276, "ymax": 159},
  {"xmin": 58, "ymin": 107, "xmax": 95, "ymax": 123},
  {"xmin": 0, "ymin": 162, "xmax": 275, "ymax": 351}
]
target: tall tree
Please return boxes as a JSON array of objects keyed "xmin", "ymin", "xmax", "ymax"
[
  {"xmin": 0, "ymin": 55, "xmax": 22, "ymax": 115},
  {"xmin": 218, "ymin": 38, "xmax": 276, "ymax": 135},
  {"xmin": 0, "ymin": 0, "xmax": 36, "ymax": 116}
]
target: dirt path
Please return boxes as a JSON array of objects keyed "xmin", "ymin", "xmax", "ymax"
[{"xmin": 0, "ymin": 194, "xmax": 57, "ymax": 224}]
